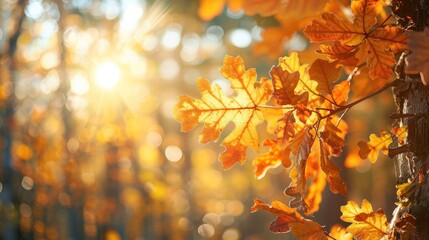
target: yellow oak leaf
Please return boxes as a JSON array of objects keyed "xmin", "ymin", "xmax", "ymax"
[
  {"xmin": 173, "ymin": 56, "xmax": 272, "ymax": 169},
  {"xmin": 279, "ymin": 53, "xmax": 319, "ymax": 105},
  {"xmin": 340, "ymin": 199, "xmax": 388, "ymax": 239},
  {"xmin": 357, "ymin": 130, "xmax": 392, "ymax": 163},
  {"xmin": 329, "ymin": 224, "xmax": 353, "ymax": 240}
]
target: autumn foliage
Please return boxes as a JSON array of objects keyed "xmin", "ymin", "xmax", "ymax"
[{"xmin": 174, "ymin": 0, "xmax": 420, "ymax": 239}]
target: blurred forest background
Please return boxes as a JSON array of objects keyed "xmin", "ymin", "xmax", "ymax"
[{"xmin": 0, "ymin": 0, "xmax": 398, "ymax": 239}]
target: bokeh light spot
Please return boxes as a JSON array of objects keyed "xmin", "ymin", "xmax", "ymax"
[
  {"xmin": 198, "ymin": 224, "xmax": 215, "ymax": 238},
  {"xmin": 165, "ymin": 145, "xmax": 182, "ymax": 162},
  {"xmin": 229, "ymin": 29, "xmax": 251, "ymax": 48},
  {"xmin": 21, "ymin": 176, "xmax": 34, "ymax": 191}
]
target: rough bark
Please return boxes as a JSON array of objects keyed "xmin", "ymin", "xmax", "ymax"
[{"xmin": 392, "ymin": 0, "xmax": 429, "ymax": 239}]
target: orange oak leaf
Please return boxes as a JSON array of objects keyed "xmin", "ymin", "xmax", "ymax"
[
  {"xmin": 304, "ymin": 0, "xmax": 408, "ymax": 79},
  {"xmin": 357, "ymin": 130, "xmax": 392, "ymax": 163},
  {"xmin": 251, "ymin": 199, "xmax": 327, "ymax": 239},
  {"xmin": 318, "ymin": 42, "xmax": 359, "ymax": 66},
  {"xmin": 270, "ymin": 66, "xmax": 308, "ymax": 105},
  {"xmin": 340, "ymin": 199, "xmax": 388, "ymax": 239},
  {"xmin": 320, "ymin": 139, "xmax": 348, "ymax": 195},
  {"xmin": 309, "ymin": 59, "xmax": 342, "ymax": 95},
  {"xmin": 250, "ymin": 199, "xmax": 304, "ymax": 233},
  {"xmin": 173, "ymin": 56, "xmax": 272, "ymax": 169},
  {"xmin": 329, "ymin": 224, "xmax": 353, "ymax": 240},
  {"xmin": 405, "ymin": 27, "xmax": 429, "ymax": 86},
  {"xmin": 289, "ymin": 221, "xmax": 327, "ymax": 240},
  {"xmin": 198, "ymin": 0, "xmax": 243, "ymax": 21},
  {"xmin": 304, "ymin": 149, "xmax": 326, "ymax": 215},
  {"xmin": 252, "ymin": 139, "xmax": 282, "ymax": 179},
  {"xmin": 329, "ymin": 80, "xmax": 350, "ymax": 106},
  {"xmin": 285, "ymin": 129, "xmax": 313, "ymax": 211},
  {"xmin": 320, "ymin": 119, "xmax": 346, "ymax": 157}
]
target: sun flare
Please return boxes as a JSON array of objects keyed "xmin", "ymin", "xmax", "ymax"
[{"xmin": 94, "ymin": 61, "xmax": 121, "ymax": 89}]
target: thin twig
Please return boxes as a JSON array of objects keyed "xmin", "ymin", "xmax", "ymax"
[{"xmin": 322, "ymin": 79, "xmax": 401, "ymax": 119}]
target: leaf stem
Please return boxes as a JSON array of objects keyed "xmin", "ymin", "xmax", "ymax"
[{"xmin": 321, "ymin": 79, "xmax": 400, "ymax": 119}]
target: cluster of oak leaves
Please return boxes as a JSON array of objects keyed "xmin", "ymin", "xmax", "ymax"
[{"xmin": 174, "ymin": 0, "xmax": 429, "ymax": 239}]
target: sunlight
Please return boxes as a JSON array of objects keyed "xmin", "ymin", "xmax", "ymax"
[{"xmin": 94, "ymin": 61, "xmax": 121, "ymax": 89}]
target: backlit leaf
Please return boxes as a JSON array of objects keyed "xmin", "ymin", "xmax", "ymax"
[
  {"xmin": 250, "ymin": 199, "xmax": 304, "ymax": 233},
  {"xmin": 289, "ymin": 220, "xmax": 327, "ymax": 240},
  {"xmin": 329, "ymin": 224, "xmax": 353, "ymax": 240},
  {"xmin": 317, "ymin": 42, "xmax": 359, "ymax": 66},
  {"xmin": 251, "ymin": 199, "xmax": 327, "ymax": 239},
  {"xmin": 357, "ymin": 130, "xmax": 392, "ymax": 163},
  {"xmin": 285, "ymin": 129, "xmax": 313, "ymax": 211},
  {"xmin": 270, "ymin": 66, "xmax": 308, "ymax": 105},
  {"xmin": 309, "ymin": 59, "xmax": 342, "ymax": 95},
  {"xmin": 173, "ymin": 56, "xmax": 272, "ymax": 169},
  {"xmin": 319, "ymin": 139, "xmax": 348, "ymax": 195},
  {"xmin": 320, "ymin": 119, "xmax": 345, "ymax": 157},
  {"xmin": 279, "ymin": 52, "xmax": 319, "ymax": 104},
  {"xmin": 252, "ymin": 139, "xmax": 282, "ymax": 179},
  {"xmin": 340, "ymin": 199, "xmax": 388, "ymax": 239},
  {"xmin": 329, "ymin": 80, "xmax": 350, "ymax": 106},
  {"xmin": 304, "ymin": 0, "xmax": 407, "ymax": 79}
]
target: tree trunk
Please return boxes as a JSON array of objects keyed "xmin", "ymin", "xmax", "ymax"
[{"xmin": 392, "ymin": 0, "xmax": 429, "ymax": 239}]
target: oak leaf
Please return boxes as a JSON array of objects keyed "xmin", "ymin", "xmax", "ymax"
[
  {"xmin": 320, "ymin": 139, "xmax": 348, "ymax": 195},
  {"xmin": 285, "ymin": 129, "xmax": 313, "ymax": 211},
  {"xmin": 329, "ymin": 80, "xmax": 350, "ymax": 106},
  {"xmin": 318, "ymin": 42, "xmax": 359, "ymax": 66},
  {"xmin": 357, "ymin": 130, "xmax": 392, "ymax": 163},
  {"xmin": 250, "ymin": 199, "xmax": 304, "ymax": 233},
  {"xmin": 320, "ymin": 119, "xmax": 346, "ymax": 157},
  {"xmin": 405, "ymin": 27, "xmax": 429, "ymax": 86},
  {"xmin": 251, "ymin": 199, "xmax": 327, "ymax": 239},
  {"xmin": 309, "ymin": 59, "xmax": 342, "ymax": 95},
  {"xmin": 304, "ymin": 0, "xmax": 408, "ymax": 79},
  {"xmin": 279, "ymin": 52, "xmax": 319, "ymax": 105},
  {"xmin": 252, "ymin": 139, "xmax": 282, "ymax": 179},
  {"xmin": 270, "ymin": 66, "xmax": 308, "ymax": 105},
  {"xmin": 340, "ymin": 199, "xmax": 388, "ymax": 239},
  {"xmin": 304, "ymin": 151, "xmax": 326, "ymax": 215},
  {"xmin": 173, "ymin": 56, "xmax": 272, "ymax": 169},
  {"xmin": 329, "ymin": 224, "xmax": 353, "ymax": 240}
]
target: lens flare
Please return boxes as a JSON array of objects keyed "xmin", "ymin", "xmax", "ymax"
[{"xmin": 94, "ymin": 61, "xmax": 121, "ymax": 89}]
